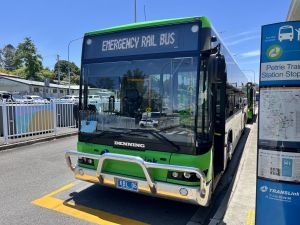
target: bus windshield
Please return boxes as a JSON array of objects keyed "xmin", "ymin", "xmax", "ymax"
[
  {"xmin": 280, "ymin": 27, "xmax": 293, "ymax": 34},
  {"xmin": 80, "ymin": 57, "xmax": 203, "ymax": 153}
]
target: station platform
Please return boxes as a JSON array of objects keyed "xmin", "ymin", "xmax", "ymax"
[{"xmin": 209, "ymin": 116, "xmax": 257, "ymax": 225}]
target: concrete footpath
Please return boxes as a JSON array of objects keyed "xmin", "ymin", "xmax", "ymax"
[{"xmin": 221, "ymin": 118, "xmax": 257, "ymax": 225}]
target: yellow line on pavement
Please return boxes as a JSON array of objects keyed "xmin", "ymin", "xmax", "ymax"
[
  {"xmin": 43, "ymin": 183, "xmax": 75, "ymax": 198},
  {"xmin": 32, "ymin": 183, "xmax": 148, "ymax": 225},
  {"xmin": 246, "ymin": 208, "xmax": 255, "ymax": 225}
]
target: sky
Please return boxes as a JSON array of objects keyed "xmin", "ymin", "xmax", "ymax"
[{"xmin": 0, "ymin": 0, "xmax": 291, "ymax": 83}]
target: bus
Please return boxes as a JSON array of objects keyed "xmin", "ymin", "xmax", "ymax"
[
  {"xmin": 65, "ymin": 16, "xmax": 248, "ymax": 206},
  {"xmin": 246, "ymin": 82, "xmax": 255, "ymax": 123}
]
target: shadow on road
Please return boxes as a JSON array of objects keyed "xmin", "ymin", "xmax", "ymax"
[{"xmin": 66, "ymin": 182, "xmax": 198, "ymax": 225}]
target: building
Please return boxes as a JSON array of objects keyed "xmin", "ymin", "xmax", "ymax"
[
  {"xmin": 287, "ymin": 0, "xmax": 300, "ymax": 21},
  {"xmin": 0, "ymin": 72, "xmax": 79, "ymax": 98}
]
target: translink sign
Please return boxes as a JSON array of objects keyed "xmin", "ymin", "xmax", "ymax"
[
  {"xmin": 257, "ymin": 21, "xmax": 300, "ymax": 225},
  {"xmin": 260, "ymin": 21, "xmax": 300, "ymax": 85}
]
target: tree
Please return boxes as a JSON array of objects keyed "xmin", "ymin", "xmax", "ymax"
[
  {"xmin": 71, "ymin": 74, "xmax": 80, "ymax": 85},
  {"xmin": 40, "ymin": 69, "xmax": 55, "ymax": 79},
  {"xmin": 54, "ymin": 60, "xmax": 80, "ymax": 81},
  {"xmin": 0, "ymin": 68, "xmax": 10, "ymax": 74},
  {"xmin": 15, "ymin": 37, "xmax": 43, "ymax": 80},
  {"xmin": 11, "ymin": 67, "xmax": 27, "ymax": 78},
  {"xmin": 0, "ymin": 44, "xmax": 18, "ymax": 71}
]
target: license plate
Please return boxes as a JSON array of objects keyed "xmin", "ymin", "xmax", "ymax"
[{"xmin": 115, "ymin": 178, "xmax": 138, "ymax": 192}]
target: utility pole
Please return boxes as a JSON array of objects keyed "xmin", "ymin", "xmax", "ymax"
[
  {"xmin": 134, "ymin": 0, "xmax": 137, "ymax": 22},
  {"xmin": 67, "ymin": 37, "xmax": 83, "ymax": 95},
  {"xmin": 56, "ymin": 54, "xmax": 60, "ymax": 85},
  {"xmin": 144, "ymin": 4, "xmax": 147, "ymax": 21}
]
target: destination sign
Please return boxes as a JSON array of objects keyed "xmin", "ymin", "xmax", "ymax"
[
  {"xmin": 101, "ymin": 32, "xmax": 176, "ymax": 52},
  {"xmin": 83, "ymin": 22, "xmax": 200, "ymax": 59}
]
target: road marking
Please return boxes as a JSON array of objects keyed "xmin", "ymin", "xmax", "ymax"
[
  {"xmin": 32, "ymin": 183, "xmax": 148, "ymax": 225},
  {"xmin": 42, "ymin": 183, "xmax": 75, "ymax": 197},
  {"xmin": 246, "ymin": 208, "xmax": 255, "ymax": 225}
]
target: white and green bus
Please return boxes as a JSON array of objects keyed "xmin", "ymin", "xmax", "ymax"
[{"xmin": 66, "ymin": 16, "xmax": 248, "ymax": 206}]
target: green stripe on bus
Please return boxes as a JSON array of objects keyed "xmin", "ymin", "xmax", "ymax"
[{"xmin": 85, "ymin": 16, "xmax": 211, "ymax": 36}]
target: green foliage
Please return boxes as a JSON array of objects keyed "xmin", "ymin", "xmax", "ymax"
[
  {"xmin": 0, "ymin": 37, "xmax": 80, "ymax": 85},
  {"xmin": 54, "ymin": 60, "xmax": 80, "ymax": 81},
  {"xmin": 11, "ymin": 67, "xmax": 27, "ymax": 78},
  {"xmin": 39, "ymin": 69, "xmax": 55, "ymax": 80},
  {"xmin": 15, "ymin": 37, "xmax": 43, "ymax": 80},
  {"xmin": 0, "ymin": 68, "xmax": 10, "ymax": 74},
  {"xmin": 71, "ymin": 74, "xmax": 80, "ymax": 85}
]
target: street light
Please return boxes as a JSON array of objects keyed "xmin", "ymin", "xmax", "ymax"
[
  {"xmin": 242, "ymin": 69, "xmax": 256, "ymax": 84},
  {"xmin": 67, "ymin": 37, "xmax": 83, "ymax": 94},
  {"xmin": 134, "ymin": 0, "xmax": 137, "ymax": 22}
]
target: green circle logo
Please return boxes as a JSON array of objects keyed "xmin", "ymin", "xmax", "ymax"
[{"xmin": 266, "ymin": 45, "xmax": 283, "ymax": 60}]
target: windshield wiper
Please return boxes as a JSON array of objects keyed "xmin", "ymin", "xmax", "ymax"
[
  {"xmin": 107, "ymin": 127, "xmax": 181, "ymax": 152},
  {"xmin": 117, "ymin": 128, "xmax": 180, "ymax": 152},
  {"xmin": 120, "ymin": 132, "xmax": 148, "ymax": 138},
  {"xmin": 149, "ymin": 131, "xmax": 180, "ymax": 152},
  {"xmin": 82, "ymin": 131, "xmax": 121, "ymax": 138}
]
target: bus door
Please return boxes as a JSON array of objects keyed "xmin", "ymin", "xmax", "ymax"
[{"xmin": 208, "ymin": 53, "xmax": 227, "ymax": 174}]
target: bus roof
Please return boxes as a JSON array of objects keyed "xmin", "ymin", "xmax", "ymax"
[{"xmin": 85, "ymin": 16, "xmax": 211, "ymax": 36}]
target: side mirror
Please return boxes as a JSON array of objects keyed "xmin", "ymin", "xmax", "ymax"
[{"xmin": 207, "ymin": 53, "xmax": 226, "ymax": 84}]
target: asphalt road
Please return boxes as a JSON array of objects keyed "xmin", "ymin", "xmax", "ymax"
[{"xmin": 0, "ymin": 126, "xmax": 250, "ymax": 225}]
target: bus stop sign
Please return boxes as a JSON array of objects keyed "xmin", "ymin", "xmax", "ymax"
[{"xmin": 256, "ymin": 21, "xmax": 300, "ymax": 225}]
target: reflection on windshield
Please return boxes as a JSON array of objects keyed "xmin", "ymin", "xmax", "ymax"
[{"xmin": 81, "ymin": 57, "xmax": 198, "ymax": 152}]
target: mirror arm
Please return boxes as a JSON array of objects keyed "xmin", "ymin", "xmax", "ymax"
[{"xmin": 200, "ymin": 44, "xmax": 221, "ymax": 57}]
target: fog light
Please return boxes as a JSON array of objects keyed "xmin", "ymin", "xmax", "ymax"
[
  {"xmin": 183, "ymin": 172, "xmax": 191, "ymax": 179},
  {"xmin": 79, "ymin": 169, "xmax": 84, "ymax": 175},
  {"xmin": 87, "ymin": 159, "xmax": 93, "ymax": 164},
  {"xmin": 172, "ymin": 171, "xmax": 179, "ymax": 178},
  {"xmin": 179, "ymin": 188, "xmax": 188, "ymax": 196},
  {"xmin": 200, "ymin": 188, "xmax": 206, "ymax": 197}
]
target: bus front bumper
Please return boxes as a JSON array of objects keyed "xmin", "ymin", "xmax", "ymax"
[{"xmin": 65, "ymin": 151, "xmax": 211, "ymax": 206}]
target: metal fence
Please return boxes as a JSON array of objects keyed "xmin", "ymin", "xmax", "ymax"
[{"xmin": 0, "ymin": 100, "xmax": 77, "ymax": 145}]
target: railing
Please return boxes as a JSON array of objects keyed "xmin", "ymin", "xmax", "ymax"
[{"xmin": 0, "ymin": 100, "xmax": 77, "ymax": 145}]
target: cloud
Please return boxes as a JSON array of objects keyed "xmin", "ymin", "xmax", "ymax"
[
  {"xmin": 240, "ymin": 49, "xmax": 260, "ymax": 58},
  {"xmin": 239, "ymin": 60, "xmax": 260, "ymax": 65},
  {"xmin": 226, "ymin": 35, "xmax": 260, "ymax": 46},
  {"xmin": 223, "ymin": 29, "xmax": 260, "ymax": 40}
]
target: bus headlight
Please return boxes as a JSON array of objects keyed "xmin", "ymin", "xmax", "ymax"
[
  {"xmin": 78, "ymin": 157, "xmax": 94, "ymax": 166},
  {"xmin": 172, "ymin": 171, "xmax": 179, "ymax": 178},
  {"xmin": 183, "ymin": 172, "xmax": 191, "ymax": 179},
  {"xmin": 168, "ymin": 171, "xmax": 200, "ymax": 182}
]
